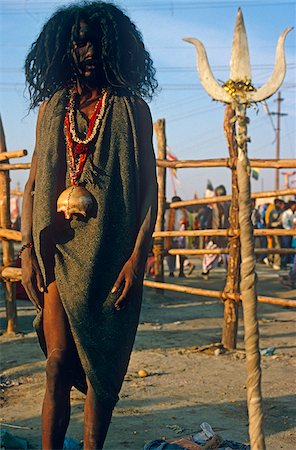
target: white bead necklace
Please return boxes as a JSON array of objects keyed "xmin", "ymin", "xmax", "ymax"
[{"xmin": 68, "ymin": 88, "xmax": 108, "ymax": 145}]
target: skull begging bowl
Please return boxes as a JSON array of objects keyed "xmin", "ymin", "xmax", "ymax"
[{"xmin": 57, "ymin": 185, "xmax": 93, "ymax": 219}]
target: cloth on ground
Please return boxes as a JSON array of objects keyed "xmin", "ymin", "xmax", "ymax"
[
  {"xmin": 144, "ymin": 440, "xmax": 184, "ymax": 450},
  {"xmin": 0, "ymin": 430, "xmax": 28, "ymax": 449},
  {"xmin": 144, "ymin": 422, "xmax": 250, "ymax": 450}
]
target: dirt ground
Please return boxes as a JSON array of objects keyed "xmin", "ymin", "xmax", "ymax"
[{"xmin": 1, "ymin": 259, "xmax": 295, "ymax": 450}]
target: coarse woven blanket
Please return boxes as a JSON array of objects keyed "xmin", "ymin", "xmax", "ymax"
[{"xmin": 32, "ymin": 89, "xmax": 145, "ymax": 406}]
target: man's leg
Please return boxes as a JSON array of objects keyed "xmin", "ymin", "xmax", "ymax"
[
  {"xmin": 83, "ymin": 378, "xmax": 114, "ymax": 450},
  {"xmin": 166, "ymin": 254, "xmax": 176, "ymax": 276},
  {"xmin": 42, "ymin": 281, "xmax": 77, "ymax": 450},
  {"xmin": 273, "ymin": 235, "xmax": 281, "ymax": 269}
]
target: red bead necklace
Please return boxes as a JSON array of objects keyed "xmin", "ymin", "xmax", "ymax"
[{"xmin": 64, "ymin": 88, "xmax": 108, "ymax": 185}]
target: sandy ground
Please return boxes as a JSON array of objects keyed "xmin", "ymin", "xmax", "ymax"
[{"xmin": 1, "ymin": 259, "xmax": 295, "ymax": 450}]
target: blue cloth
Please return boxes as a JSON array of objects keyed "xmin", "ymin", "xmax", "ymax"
[
  {"xmin": 63, "ymin": 437, "xmax": 81, "ymax": 449},
  {"xmin": 144, "ymin": 440, "xmax": 184, "ymax": 450},
  {"xmin": 0, "ymin": 430, "xmax": 28, "ymax": 449}
]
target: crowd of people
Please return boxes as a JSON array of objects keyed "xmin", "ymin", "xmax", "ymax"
[{"xmin": 148, "ymin": 190, "xmax": 295, "ymax": 289}]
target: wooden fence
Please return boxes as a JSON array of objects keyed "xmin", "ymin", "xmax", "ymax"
[
  {"xmin": 146, "ymin": 117, "xmax": 296, "ymax": 350},
  {"xmin": 0, "ymin": 116, "xmax": 295, "ymax": 341}
]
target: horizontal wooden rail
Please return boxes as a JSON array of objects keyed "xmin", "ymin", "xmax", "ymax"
[
  {"xmin": 144, "ymin": 279, "xmax": 237, "ymax": 300},
  {"xmin": 153, "ymin": 229, "xmax": 296, "ymax": 238},
  {"xmin": 156, "ymin": 158, "xmax": 296, "ymax": 169},
  {"xmin": 0, "ymin": 150, "xmax": 28, "ymax": 161},
  {"xmin": 168, "ymin": 248, "xmax": 296, "ymax": 255},
  {"xmin": 154, "ymin": 229, "xmax": 235, "ymax": 237},
  {"xmin": 1, "ymin": 267, "xmax": 22, "ymax": 282},
  {"xmin": 0, "ymin": 163, "xmax": 31, "ymax": 171},
  {"xmin": 0, "ymin": 229, "xmax": 22, "ymax": 241},
  {"xmin": 143, "ymin": 280, "xmax": 296, "ymax": 308},
  {"xmin": 255, "ymin": 248, "xmax": 296, "ymax": 254},
  {"xmin": 170, "ymin": 188, "xmax": 296, "ymax": 208},
  {"xmin": 157, "ymin": 158, "xmax": 231, "ymax": 169},
  {"xmin": 168, "ymin": 248, "xmax": 228, "ymax": 255},
  {"xmin": 254, "ymin": 229, "xmax": 296, "ymax": 236},
  {"xmin": 11, "ymin": 190, "xmax": 24, "ymax": 197}
]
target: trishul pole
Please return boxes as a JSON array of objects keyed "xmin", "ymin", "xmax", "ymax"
[{"xmin": 184, "ymin": 8, "xmax": 292, "ymax": 450}]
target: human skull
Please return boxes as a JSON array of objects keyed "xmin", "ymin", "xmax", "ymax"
[{"xmin": 57, "ymin": 185, "xmax": 93, "ymax": 219}]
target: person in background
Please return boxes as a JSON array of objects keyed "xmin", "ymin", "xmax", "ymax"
[
  {"xmin": 201, "ymin": 185, "xmax": 229, "ymax": 280},
  {"xmin": 250, "ymin": 198, "xmax": 267, "ymax": 264},
  {"xmin": 280, "ymin": 216, "xmax": 296, "ymax": 289},
  {"xmin": 267, "ymin": 198, "xmax": 285, "ymax": 270},
  {"xmin": 281, "ymin": 200, "xmax": 296, "ymax": 268},
  {"xmin": 165, "ymin": 196, "xmax": 195, "ymax": 277}
]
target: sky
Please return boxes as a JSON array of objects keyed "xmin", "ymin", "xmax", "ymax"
[{"xmin": 0, "ymin": 0, "xmax": 295, "ymax": 200}]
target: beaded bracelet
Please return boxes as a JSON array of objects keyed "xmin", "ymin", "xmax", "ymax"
[{"xmin": 18, "ymin": 242, "xmax": 33, "ymax": 258}]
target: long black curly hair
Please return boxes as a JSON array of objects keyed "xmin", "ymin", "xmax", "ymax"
[{"xmin": 25, "ymin": 1, "xmax": 158, "ymax": 108}]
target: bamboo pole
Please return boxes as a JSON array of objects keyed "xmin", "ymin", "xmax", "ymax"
[
  {"xmin": 169, "ymin": 248, "xmax": 229, "ymax": 255},
  {"xmin": 1, "ymin": 267, "xmax": 22, "ymax": 282},
  {"xmin": 154, "ymin": 229, "xmax": 236, "ymax": 237},
  {"xmin": 249, "ymin": 159, "xmax": 296, "ymax": 169},
  {"xmin": 156, "ymin": 158, "xmax": 296, "ymax": 169},
  {"xmin": 0, "ymin": 115, "xmax": 17, "ymax": 333},
  {"xmin": 254, "ymin": 229, "xmax": 296, "ymax": 236},
  {"xmin": 222, "ymin": 105, "xmax": 240, "ymax": 350},
  {"xmin": 153, "ymin": 119, "xmax": 167, "ymax": 290},
  {"xmin": 169, "ymin": 188, "xmax": 296, "ymax": 208},
  {"xmin": 143, "ymin": 280, "xmax": 296, "ymax": 308},
  {"xmin": 0, "ymin": 150, "xmax": 28, "ymax": 161},
  {"xmin": 0, "ymin": 149, "xmax": 28, "ymax": 161},
  {"xmin": 255, "ymin": 248, "xmax": 296, "ymax": 254},
  {"xmin": 235, "ymin": 103, "xmax": 264, "ymax": 449},
  {"xmin": 256, "ymin": 296, "xmax": 295, "ymax": 307},
  {"xmin": 168, "ymin": 248, "xmax": 296, "ymax": 255},
  {"xmin": 144, "ymin": 279, "xmax": 232, "ymax": 300},
  {"xmin": 10, "ymin": 190, "xmax": 23, "ymax": 197},
  {"xmin": 153, "ymin": 228, "xmax": 295, "ymax": 238},
  {"xmin": 0, "ymin": 163, "xmax": 31, "ymax": 171},
  {"xmin": 0, "ymin": 229, "xmax": 22, "ymax": 241}
]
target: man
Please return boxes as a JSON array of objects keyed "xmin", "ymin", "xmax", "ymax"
[
  {"xmin": 267, "ymin": 198, "xmax": 285, "ymax": 270},
  {"xmin": 250, "ymin": 198, "xmax": 267, "ymax": 264},
  {"xmin": 165, "ymin": 196, "xmax": 195, "ymax": 277},
  {"xmin": 281, "ymin": 200, "xmax": 296, "ymax": 268},
  {"xmin": 201, "ymin": 185, "xmax": 230, "ymax": 279},
  {"xmin": 20, "ymin": 3, "xmax": 158, "ymax": 449}
]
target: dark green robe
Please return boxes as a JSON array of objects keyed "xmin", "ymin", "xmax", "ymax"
[{"xmin": 33, "ymin": 89, "xmax": 146, "ymax": 406}]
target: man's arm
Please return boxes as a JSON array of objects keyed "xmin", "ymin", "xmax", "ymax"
[
  {"xmin": 112, "ymin": 99, "xmax": 158, "ymax": 309},
  {"xmin": 21, "ymin": 102, "xmax": 47, "ymax": 309}
]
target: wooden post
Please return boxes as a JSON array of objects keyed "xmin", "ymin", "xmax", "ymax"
[
  {"xmin": 0, "ymin": 115, "xmax": 17, "ymax": 333},
  {"xmin": 222, "ymin": 105, "xmax": 240, "ymax": 349},
  {"xmin": 153, "ymin": 119, "xmax": 167, "ymax": 290},
  {"xmin": 236, "ymin": 103, "xmax": 265, "ymax": 449}
]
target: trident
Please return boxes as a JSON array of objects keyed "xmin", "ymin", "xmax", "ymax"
[{"xmin": 184, "ymin": 9, "xmax": 292, "ymax": 450}]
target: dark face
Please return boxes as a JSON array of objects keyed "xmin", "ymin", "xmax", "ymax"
[
  {"xmin": 71, "ymin": 20, "xmax": 101, "ymax": 82},
  {"xmin": 276, "ymin": 201, "xmax": 285, "ymax": 210}
]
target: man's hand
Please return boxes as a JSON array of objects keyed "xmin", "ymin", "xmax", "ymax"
[
  {"xmin": 111, "ymin": 257, "xmax": 141, "ymax": 311},
  {"xmin": 21, "ymin": 248, "xmax": 44, "ymax": 311}
]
